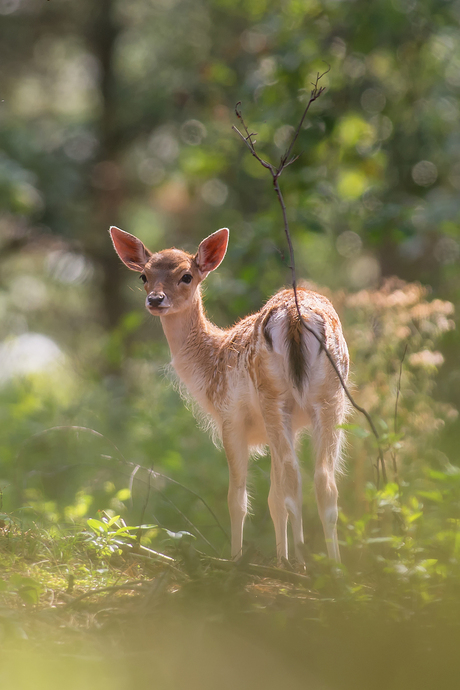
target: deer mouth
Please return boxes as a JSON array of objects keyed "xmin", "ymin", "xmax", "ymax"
[{"xmin": 146, "ymin": 304, "xmax": 170, "ymax": 315}]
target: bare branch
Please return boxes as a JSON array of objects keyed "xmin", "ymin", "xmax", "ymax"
[
  {"xmin": 284, "ymin": 153, "xmax": 302, "ymax": 168},
  {"xmin": 232, "ymin": 123, "xmax": 273, "ymax": 171},
  {"xmin": 63, "ymin": 580, "xmax": 147, "ymax": 608},
  {"xmin": 279, "ymin": 65, "xmax": 330, "ymax": 179},
  {"xmin": 233, "ymin": 72, "xmax": 388, "ymax": 486},
  {"xmin": 203, "ymin": 554, "xmax": 311, "ymax": 587}
]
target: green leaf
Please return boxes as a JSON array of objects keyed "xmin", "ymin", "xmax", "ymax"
[
  {"xmin": 164, "ymin": 529, "xmax": 195, "ymax": 541},
  {"xmin": 9, "ymin": 576, "xmax": 43, "ymax": 605},
  {"xmin": 378, "ymin": 419, "xmax": 389, "ymax": 432},
  {"xmin": 87, "ymin": 518, "xmax": 108, "ymax": 533},
  {"xmin": 337, "ymin": 423, "xmax": 370, "ymax": 439},
  {"xmin": 113, "ymin": 526, "xmax": 133, "ymax": 535},
  {"xmin": 417, "ymin": 490, "xmax": 444, "ymax": 503},
  {"xmin": 17, "ymin": 586, "xmax": 40, "ymax": 605},
  {"xmin": 406, "ymin": 511, "xmax": 423, "ymax": 523},
  {"xmin": 116, "ymin": 488, "xmax": 131, "ymax": 501},
  {"xmin": 106, "ymin": 515, "xmax": 122, "ymax": 528}
]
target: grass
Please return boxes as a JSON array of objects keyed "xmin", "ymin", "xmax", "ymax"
[{"xmin": 2, "ymin": 509, "xmax": 460, "ymax": 690}]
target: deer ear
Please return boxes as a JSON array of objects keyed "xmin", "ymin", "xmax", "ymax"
[
  {"xmin": 109, "ymin": 226, "xmax": 152, "ymax": 272},
  {"xmin": 195, "ymin": 228, "xmax": 229, "ymax": 278}
]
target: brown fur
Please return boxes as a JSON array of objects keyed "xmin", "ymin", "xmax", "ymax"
[{"xmin": 109, "ymin": 226, "xmax": 349, "ymax": 564}]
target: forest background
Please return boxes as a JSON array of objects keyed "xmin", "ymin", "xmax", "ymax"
[{"xmin": 1, "ymin": 0, "xmax": 460, "ymax": 689}]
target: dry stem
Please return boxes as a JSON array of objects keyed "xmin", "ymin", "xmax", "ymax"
[{"xmin": 233, "ymin": 70, "xmax": 387, "ymax": 485}]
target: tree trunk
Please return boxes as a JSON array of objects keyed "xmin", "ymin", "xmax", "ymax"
[{"xmin": 86, "ymin": 0, "xmax": 126, "ymax": 331}]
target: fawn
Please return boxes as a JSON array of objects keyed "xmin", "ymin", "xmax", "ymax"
[{"xmin": 110, "ymin": 226, "xmax": 349, "ymax": 564}]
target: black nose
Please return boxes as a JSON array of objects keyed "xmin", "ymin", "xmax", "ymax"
[{"xmin": 147, "ymin": 293, "xmax": 165, "ymax": 307}]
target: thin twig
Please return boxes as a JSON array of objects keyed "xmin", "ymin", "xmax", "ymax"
[
  {"xmin": 280, "ymin": 64, "xmax": 330, "ymax": 171},
  {"xmin": 203, "ymin": 554, "xmax": 311, "ymax": 587},
  {"xmin": 16, "ymin": 425, "xmax": 128, "ymax": 465},
  {"xmin": 233, "ymin": 71, "xmax": 387, "ymax": 485},
  {"xmin": 392, "ymin": 344, "xmax": 408, "ymax": 485},
  {"xmin": 145, "ymin": 468, "xmax": 229, "ymax": 543},
  {"xmin": 16, "ymin": 425, "xmax": 229, "ymax": 544},
  {"xmin": 127, "ymin": 462, "xmax": 229, "ymax": 548},
  {"xmin": 151, "ymin": 482, "xmax": 219, "ymax": 554},
  {"xmin": 130, "ymin": 550, "xmax": 190, "ymax": 581},
  {"xmin": 137, "ymin": 461, "xmax": 154, "ymax": 545},
  {"xmin": 63, "ymin": 580, "xmax": 147, "ymax": 608}
]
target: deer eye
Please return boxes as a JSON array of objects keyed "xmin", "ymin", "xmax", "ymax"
[
  {"xmin": 180, "ymin": 273, "xmax": 193, "ymax": 284},
  {"xmin": 140, "ymin": 274, "xmax": 147, "ymax": 284}
]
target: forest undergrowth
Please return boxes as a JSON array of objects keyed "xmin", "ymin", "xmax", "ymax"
[{"xmin": 1, "ymin": 277, "xmax": 459, "ymax": 690}]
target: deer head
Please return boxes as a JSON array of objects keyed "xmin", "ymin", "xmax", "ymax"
[{"xmin": 109, "ymin": 226, "xmax": 229, "ymax": 316}]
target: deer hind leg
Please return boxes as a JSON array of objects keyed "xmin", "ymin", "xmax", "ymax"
[
  {"xmin": 222, "ymin": 422, "xmax": 249, "ymax": 560},
  {"xmin": 312, "ymin": 397, "xmax": 346, "ymax": 563},
  {"xmin": 262, "ymin": 400, "xmax": 305, "ymax": 564}
]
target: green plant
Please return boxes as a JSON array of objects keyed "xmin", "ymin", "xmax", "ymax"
[
  {"xmin": 84, "ymin": 513, "xmax": 149, "ymax": 558},
  {"xmin": 0, "ymin": 574, "xmax": 43, "ymax": 606}
]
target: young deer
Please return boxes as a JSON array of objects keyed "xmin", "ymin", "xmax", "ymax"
[{"xmin": 110, "ymin": 226, "xmax": 349, "ymax": 564}]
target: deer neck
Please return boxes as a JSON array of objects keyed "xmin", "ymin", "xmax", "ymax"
[
  {"xmin": 159, "ymin": 288, "xmax": 221, "ymax": 363},
  {"xmin": 159, "ymin": 290, "xmax": 227, "ymax": 417}
]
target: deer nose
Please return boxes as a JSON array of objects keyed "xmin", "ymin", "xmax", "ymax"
[{"xmin": 147, "ymin": 293, "xmax": 166, "ymax": 307}]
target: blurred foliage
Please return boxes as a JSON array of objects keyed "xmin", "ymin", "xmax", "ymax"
[{"xmin": 1, "ymin": 0, "xmax": 460, "ymax": 686}]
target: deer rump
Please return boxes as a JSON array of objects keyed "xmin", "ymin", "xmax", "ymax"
[
  {"xmin": 200, "ymin": 287, "xmax": 346, "ymax": 452},
  {"xmin": 262, "ymin": 292, "xmax": 326, "ymax": 401}
]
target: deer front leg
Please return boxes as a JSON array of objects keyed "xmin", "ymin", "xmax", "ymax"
[{"xmin": 222, "ymin": 422, "xmax": 249, "ymax": 560}]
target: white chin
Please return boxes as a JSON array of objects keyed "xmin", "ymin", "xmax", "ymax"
[{"xmin": 147, "ymin": 306, "xmax": 170, "ymax": 316}]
